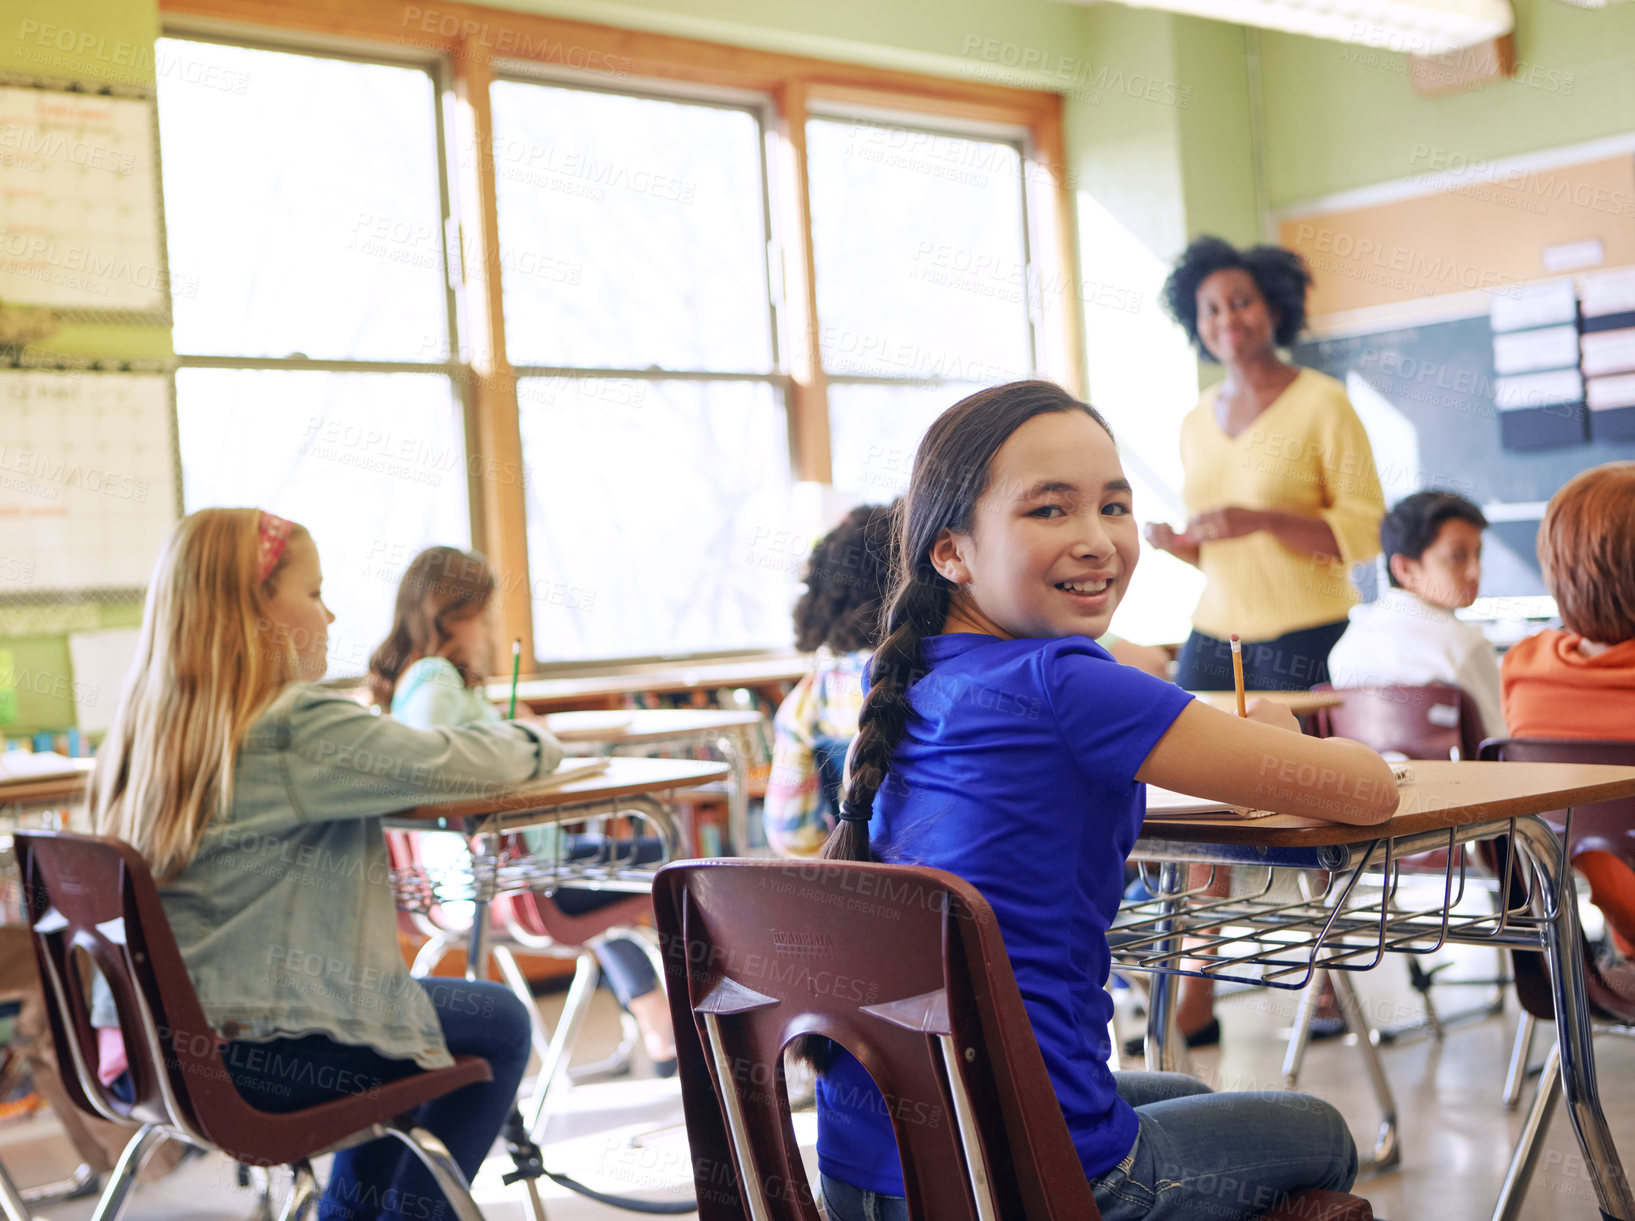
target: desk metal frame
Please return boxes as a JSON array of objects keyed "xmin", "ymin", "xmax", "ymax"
[{"xmin": 1119, "ymin": 811, "xmax": 1632, "ymax": 1221}]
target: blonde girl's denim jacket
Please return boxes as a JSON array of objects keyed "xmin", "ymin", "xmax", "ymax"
[{"xmin": 92, "ymin": 682, "xmax": 563, "ymax": 1068}]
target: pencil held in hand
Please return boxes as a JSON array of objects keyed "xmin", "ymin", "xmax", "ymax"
[
  {"xmin": 1230, "ymin": 633, "xmax": 1246, "ymax": 718},
  {"xmin": 507, "ymin": 638, "xmax": 522, "ymax": 719}
]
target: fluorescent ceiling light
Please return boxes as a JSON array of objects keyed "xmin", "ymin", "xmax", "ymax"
[{"xmin": 1073, "ymin": 0, "xmax": 1513, "ymax": 55}]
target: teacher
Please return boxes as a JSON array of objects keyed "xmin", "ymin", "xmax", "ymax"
[{"xmin": 1148, "ymin": 236, "xmax": 1385, "ymax": 692}]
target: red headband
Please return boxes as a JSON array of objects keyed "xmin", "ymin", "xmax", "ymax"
[{"xmin": 257, "ymin": 512, "xmax": 294, "ymax": 583}]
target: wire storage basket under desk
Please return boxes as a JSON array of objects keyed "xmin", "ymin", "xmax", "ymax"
[
  {"xmin": 1111, "ymin": 823, "xmax": 1550, "ymax": 991},
  {"xmin": 389, "ymin": 811, "xmax": 673, "ymax": 916}
]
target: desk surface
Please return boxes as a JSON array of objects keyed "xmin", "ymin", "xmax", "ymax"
[
  {"xmin": 0, "ymin": 759, "xmax": 94, "ymax": 806},
  {"xmin": 1188, "ymin": 690, "xmax": 1344, "ymax": 714},
  {"xmin": 390, "ymin": 756, "xmax": 730, "ymax": 823},
  {"xmin": 487, "ymin": 656, "xmax": 809, "ymax": 707},
  {"xmin": 1139, "ymin": 760, "xmax": 1635, "ymax": 847},
  {"xmin": 544, "ymin": 708, "xmax": 763, "ymax": 744}
]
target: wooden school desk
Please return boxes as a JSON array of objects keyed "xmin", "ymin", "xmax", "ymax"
[
  {"xmin": 487, "ymin": 655, "xmax": 809, "ymax": 713},
  {"xmin": 386, "ymin": 756, "xmax": 729, "ymax": 975},
  {"xmin": 1189, "ymin": 689, "xmax": 1345, "ymax": 716},
  {"xmin": 544, "ymin": 709, "xmax": 763, "ymax": 857},
  {"xmin": 0, "ymin": 760, "xmax": 94, "ymax": 812},
  {"xmin": 1123, "ymin": 760, "xmax": 1635, "ymax": 1221}
]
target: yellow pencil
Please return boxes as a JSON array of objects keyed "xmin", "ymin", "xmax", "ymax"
[{"xmin": 1229, "ymin": 633, "xmax": 1246, "ymax": 718}]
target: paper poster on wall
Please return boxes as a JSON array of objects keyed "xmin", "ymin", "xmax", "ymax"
[
  {"xmin": 0, "ymin": 85, "xmax": 167, "ymax": 312},
  {"xmin": 0, "ymin": 370, "xmax": 176, "ymax": 592},
  {"xmin": 67, "ymin": 627, "xmax": 140, "ymax": 732}
]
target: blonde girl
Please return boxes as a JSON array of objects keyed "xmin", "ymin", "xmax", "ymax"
[{"xmin": 91, "ymin": 509, "xmax": 562, "ymax": 1221}]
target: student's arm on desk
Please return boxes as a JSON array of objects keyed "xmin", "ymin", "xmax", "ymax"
[{"xmin": 1135, "ymin": 697, "xmax": 1398, "ymax": 825}]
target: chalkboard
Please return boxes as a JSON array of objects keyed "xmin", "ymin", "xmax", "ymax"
[{"xmin": 1294, "ymin": 317, "xmax": 1635, "ymax": 598}]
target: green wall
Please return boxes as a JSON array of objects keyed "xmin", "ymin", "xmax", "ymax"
[
  {"xmin": 1257, "ymin": 0, "xmax": 1635, "ymax": 210},
  {"xmin": 2, "ymin": 0, "xmax": 163, "ymax": 738},
  {"xmin": 481, "ymin": 0, "xmax": 1086, "ymax": 83}
]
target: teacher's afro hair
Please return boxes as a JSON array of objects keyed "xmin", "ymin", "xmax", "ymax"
[{"xmin": 1162, "ymin": 235, "xmax": 1313, "ymax": 361}]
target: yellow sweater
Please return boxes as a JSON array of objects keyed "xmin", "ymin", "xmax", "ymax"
[{"xmin": 1180, "ymin": 368, "xmax": 1384, "ymax": 641}]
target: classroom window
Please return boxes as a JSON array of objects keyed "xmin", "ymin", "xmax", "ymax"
[
  {"xmin": 491, "ymin": 79, "xmax": 791, "ymax": 661},
  {"xmin": 517, "ymin": 380, "xmax": 791, "ymax": 660},
  {"xmin": 157, "ymin": 38, "xmax": 468, "ymax": 677},
  {"xmin": 175, "ymin": 370, "xmax": 471, "ymax": 674},
  {"xmin": 806, "ymin": 114, "xmax": 1037, "ymax": 498}
]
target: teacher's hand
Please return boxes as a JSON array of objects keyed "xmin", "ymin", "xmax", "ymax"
[
  {"xmin": 1185, "ymin": 506, "xmax": 1265, "ymax": 543},
  {"xmin": 1143, "ymin": 522, "xmax": 1201, "ymax": 568},
  {"xmin": 1144, "ymin": 522, "xmax": 1194, "ymax": 553}
]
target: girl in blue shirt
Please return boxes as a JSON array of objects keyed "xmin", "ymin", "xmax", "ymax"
[{"xmin": 813, "ymin": 382, "xmax": 1397, "ymax": 1221}]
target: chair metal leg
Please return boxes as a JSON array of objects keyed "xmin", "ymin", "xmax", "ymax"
[
  {"xmin": 1493, "ymin": 1039, "xmax": 1562, "ymax": 1221},
  {"xmin": 1503, "ymin": 1012, "xmax": 1537, "ymax": 1111},
  {"xmin": 0, "ymin": 1160, "xmax": 32, "ymax": 1221},
  {"xmin": 411, "ymin": 931, "xmax": 460, "ymax": 978},
  {"xmin": 715, "ymin": 729, "xmax": 751, "ymax": 857},
  {"xmin": 389, "ymin": 1125, "xmax": 493, "ymax": 1221},
  {"xmin": 276, "ymin": 1161, "xmax": 320, "ymax": 1221},
  {"xmin": 1282, "ymin": 970, "xmax": 1322, "ymax": 1086},
  {"xmin": 1508, "ymin": 816, "xmax": 1635, "ymax": 1220},
  {"xmin": 1144, "ymin": 862, "xmax": 1190, "ymax": 1075},
  {"xmin": 493, "ymin": 944, "xmax": 558, "ymax": 1068},
  {"xmin": 18, "ymin": 1161, "xmax": 99, "ymax": 1206},
  {"xmin": 89, "ymin": 1123, "xmax": 168, "ymax": 1221},
  {"xmin": 1329, "ymin": 968, "xmax": 1399, "ymax": 1173},
  {"xmin": 526, "ymin": 950, "xmax": 601, "ymax": 1141}
]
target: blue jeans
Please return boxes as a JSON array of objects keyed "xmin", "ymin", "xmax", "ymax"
[
  {"xmin": 821, "ymin": 1073, "xmax": 1357, "ymax": 1221},
  {"xmin": 224, "ymin": 978, "xmax": 531, "ymax": 1221}
]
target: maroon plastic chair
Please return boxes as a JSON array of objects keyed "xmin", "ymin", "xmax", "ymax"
[
  {"xmin": 653, "ymin": 858, "xmax": 1372, "ymax": 1221},
  {"xmin": 1312, "ymin": 683, "xmax": 1486, "ymax": 762},
  {"xmin": 1475, "ymin": 738, "xmax": 1635, "ymax": 1026},
  {"xmin": 14, "ymin": 830, "xmax": 492, "ymax": 1221},
  {"xmin": 1475, "ymin": 738, "xmax": 1635, "ymax": 1214}
]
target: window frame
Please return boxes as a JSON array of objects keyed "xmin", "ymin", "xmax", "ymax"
[{"xmin": 158, "ymin": 0, "xmax": 1083, "ymax": 670}]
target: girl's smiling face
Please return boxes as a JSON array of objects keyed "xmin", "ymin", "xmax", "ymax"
[{"xmin": 931, "ymin": 409, "xmax": 1138, "ymax": 641}]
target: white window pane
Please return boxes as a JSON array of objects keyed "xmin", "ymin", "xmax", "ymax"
[
  {"xmin": 158, "ymin": 40, "xmax": 447, "ymax": 361},
  {"xmin": 519, "ymin": 379, "xmax": 792, "ymax": 660},
  {"xmin": 828, "ymin": 382, "xmax": 967, "ymax": 500},
  {"xmin": 176, "ymin": 370, "xmax": 470, "ymax": 677},
  {"xmin": 807, "ymin": 118, "xmax": 1034, "ymax": 380},
  {"xmin": 492, "ymin": 82, "xmax": 772, "ymax": 371}
]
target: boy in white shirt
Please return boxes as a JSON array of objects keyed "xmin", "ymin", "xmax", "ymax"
[{"xmin": 1328, "ymin": 490, "xmax": 1506, "ymax": 739}]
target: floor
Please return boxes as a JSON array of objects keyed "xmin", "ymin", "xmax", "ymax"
[{"xmin": 5, "ymin": 945, "xmax": 1632, "ymax": 1221}]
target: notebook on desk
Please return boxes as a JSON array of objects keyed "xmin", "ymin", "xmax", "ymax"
[
  {"xmin": 526, "ymin": 756, "xmax": 614, "ymax": 790},
  {"xmin": 1143, "ymin": 762, "xmax": 1414, "ymax": 821}
]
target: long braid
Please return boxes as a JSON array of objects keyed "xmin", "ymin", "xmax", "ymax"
[{"xmin": 819, "ymin": 564, "xmax": 948, "ymax": 862}]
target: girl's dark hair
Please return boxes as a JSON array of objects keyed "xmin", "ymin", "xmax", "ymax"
[
  {"xmin": 366, "ymin": 546, "xmax": 497, "ymax": 708},
  {"xmin": 819, "ymin": 380, "xmax": 1111, "ymax": 865},
  {"xmin": 792, "ymin": 502, "xmax": 898, "ymax": 654},
  {"xmin": 1161, "ymin": 235, "xmax": 1312, "ymax": 361}
]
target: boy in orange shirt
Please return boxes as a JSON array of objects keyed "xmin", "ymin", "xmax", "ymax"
[{"xmin": 1503, "ymin": 461, "xmax": 1635, "ymax": 957}]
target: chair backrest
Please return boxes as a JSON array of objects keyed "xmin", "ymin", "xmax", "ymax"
[
  {"xmin": 1313, "ymin": 683, "xmax": 1485, "ymax": 761},
  {"xmin": 1476, "ymin": 738, "xmax": 1635, "ymax": 1024},
  {"xmin": 13, "ymin": 830, "xmax": 254, "ymax": 1145},
  {"xmin": 652, "ymin": 859, "xmax": 1099, "ymax": 1221}
]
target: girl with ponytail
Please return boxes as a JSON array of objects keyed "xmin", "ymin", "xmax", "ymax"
[{"xmin": 815, "ymin": 382, "xmax": 1397, "ymax": 1221}]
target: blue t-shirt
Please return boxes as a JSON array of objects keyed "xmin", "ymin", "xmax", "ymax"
[{"xmin": 814, "ymin": 633, "xmax": 1194, "ymax": 1195}]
